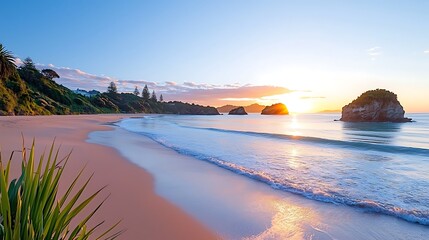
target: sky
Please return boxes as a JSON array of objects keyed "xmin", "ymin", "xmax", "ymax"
[{"xmin": 2, "ymin": 0, "xmax": 429, "ymax": 112}]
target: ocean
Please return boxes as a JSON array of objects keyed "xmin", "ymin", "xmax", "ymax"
[{"xmin": 117, "ymin": 113, "xmax": 429, "ymax": 227}]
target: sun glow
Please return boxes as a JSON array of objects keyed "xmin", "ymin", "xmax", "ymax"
[{"xmin": 261, "ymin": 93, "xmax": 314, "ymax": 113}]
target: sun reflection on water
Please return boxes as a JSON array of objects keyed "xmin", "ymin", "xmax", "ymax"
[
  {"xmin": 245, "ymin": 199, "xmax": 331, "ymax": 240},
  {"xmin": 289, "ymin": 115, "xmax": 302, "ymax": 136},
  {"xmin": 287, "ymin": 148, "xmax": 303, "ymax": 170}
]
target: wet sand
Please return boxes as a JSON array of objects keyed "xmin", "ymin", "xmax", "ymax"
[{"xmin": 0, "ymin": 115, "xmax": 218, "ymax": 240}]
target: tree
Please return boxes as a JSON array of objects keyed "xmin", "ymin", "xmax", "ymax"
[
  {"xmin": 107, "ymin": 81, "xmax": 118, "ymax": 94},
  {"xmin": 159, "ymin": 94, "xmax": 164, "ymax": 102},
  {"xmin": 0, "ymin": 43, "xmax": 17, "ymax": 80},
  {"xmin": 142, "ymin": 84, "xmax": 150, "ymax": 101},
  {"xmin": 41, "ymin": 69, "xmax": 60, "ymax": 80},
  {"xmin": 17, "ymin": 57, "xmax": 42, "ymax": 84},
  {"xmin": 133, "ymin": 86, "xmax": 140, "ymax": 96},
  {"xmin": 151, "ymin": 90, "xmax": 157, "ymax": 102},
  {"xmin": 22, "ymin": 57, "xmax": 36, "ymax": 70}
]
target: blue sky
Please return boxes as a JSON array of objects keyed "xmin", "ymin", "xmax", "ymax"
[{"xmin": 2, "ymin": 1, "xmax": 429, "ymax": 111}]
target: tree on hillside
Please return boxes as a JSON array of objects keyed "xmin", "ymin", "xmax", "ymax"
[
  {"xmin": 21, "ymin": 57, "xmax": 36, "ymax": 70},
  {"xmin": 41, "ymin": 69, "xmax": 60, "ymax": 80},
  {"xmin": 159, "ymin": 94, "xmax": 164, "ymax": 102},
  {"xmin": 142, "ymin": 84, "xmax": 150, "ymax": 101},
  {"xmin": 0, "ymin": 43, "xmax": 17, "ymax": 80},
  {"xmin": 133, "ymin": 86, "xmax": 140, "ymax": 96},
  {"xmin": 107, "ymin": 81, "xmax": 118, "ymax": 94},
  {"xmin": 151, "ymin": 90, "xmax": 157, "ymax": 102},
  {"xmin": 18, "ymin": 57, "xmax": 42, "ymax": 83}
]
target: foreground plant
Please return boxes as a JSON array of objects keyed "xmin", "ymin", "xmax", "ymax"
[{"xmin": 0, "ymin": 140, "xmax": 123, "ymax": 239}]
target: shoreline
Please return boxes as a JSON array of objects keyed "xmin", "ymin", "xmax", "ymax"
[
  {"xmin": 0, "ymin": 114, "xmax": 218, "ymax": 240},
  {"xmin": 2, "ymin": 114, "xmax": 429, "ymax": 239},
  {"xmin": 92, "ymin": 118, "xmax": 429, "ymax": 239}
]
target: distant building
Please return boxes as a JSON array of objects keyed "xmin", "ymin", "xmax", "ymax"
[{"xmin": 74, "ymin": 88, "xmax": 100, "ymax": 97}]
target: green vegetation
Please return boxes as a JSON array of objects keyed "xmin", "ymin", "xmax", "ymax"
[
  {"xmin": 349, "ymin": 89, "xmax": 398, "ymax": 106},
  {"xmin": 162, "ymin": 101, "xmax": 219, "ymax": 115},
  {"xmin": 0, "ymin": 43, "xmax": 219, "ymax": 115},
  {"xmin": 0, "ymin": 44, "xmax": 16, "ymax": 80},
  {"xmin": 0, "ymin": 141, "xmax": 122, "ymax": 239},
  {"xmin": 150, "ymin": 90, "xmax": 157, "ymax": 102},
  {"xmin": 141, "ymin": 85, "xmax": 150, "ymax": 101},
  {"xmin": 133, "ymin": 86, "xmax": 139, "ymax": 96},
  {"xmin": 107, "ymin": 82, "xmax": 118, "ymax": 94},
  {"xmin": 41, "ymin": 69, "xmax": 60, "ymax": 80}
]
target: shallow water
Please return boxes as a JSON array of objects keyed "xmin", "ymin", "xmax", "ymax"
[{"xmin": 117, "ymin": 113, "xmax": 429, "ymax": 226}]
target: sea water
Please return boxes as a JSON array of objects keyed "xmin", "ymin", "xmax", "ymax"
[{"xmin": 117, "ymin": 113, "xmax": 429, "ymax": 226}]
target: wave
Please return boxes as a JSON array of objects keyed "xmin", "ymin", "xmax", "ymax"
[
  {"xmin": 129, "ymin": 131, "xmax": 429, "ymax": 226},
  {"xmin": 118, "ymin": 121, "xmax": 429, "ymax": 226},
  {"xmin": 180, "ymin": 126, "xmax": 429, "ymax": 156}
]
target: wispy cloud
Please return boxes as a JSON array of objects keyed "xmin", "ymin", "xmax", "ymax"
[
  {"xmin": 424, "ymin": 50, "xmax": 429, "ymax": 54},
  {"xmin": 14, "ymin": 59, "xmax": 293, "ymax": 106},
  {"xmin": 366, "ymin": 46, "xmax": 382, "ymax": 60},
  {"xmin": 166, "ymin": 85, "xmax": 292, "ymax": 106},
  {"xmin": 14, "ymin": 58, "xmax": 23, "ymax": 66},
  {"xmin": 219, "ymin": 98, "xmax": 260, "ymax": 101},
  {"xmin": 300, "ymin": 96, "xmax": 325, "ymax": 99}
]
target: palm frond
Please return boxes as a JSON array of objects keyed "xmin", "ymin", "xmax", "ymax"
[{"xmin": 0, "ymin": 44, "xmax": 17, "ymax": 80}]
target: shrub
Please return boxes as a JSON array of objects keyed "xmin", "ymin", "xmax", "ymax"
[
  {"xmin": 350, "ymin": 89, "xmax": 398, "ymax": 106},
  {"xmin": 0, "ymin": 140, "xmax": 123, "ymax": 239}
]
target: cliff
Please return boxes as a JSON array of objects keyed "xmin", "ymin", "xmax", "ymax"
[{"xmin": 340, "ymin": 89, "xmax": 412, "ymax": 122}]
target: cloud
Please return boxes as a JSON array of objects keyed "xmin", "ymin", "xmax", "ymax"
[
  {"xmin": 165, "ymin": 81, "xmax": 177, "ymax": 86},
  {"xmin": 35, "ymin": 64, "xmax": 118, "ymax": 91},
  {"xmin": 182, "ymin": 81, "xmax": 221, "ymax": 89},
  {"xmin": 14, "ymin": 58, "xmax": 23, "ymax": 66},
  {"xmin": 219, "ymin": 98, "xmax": 260, "ymax": 101},
  {"xmin": 300, "ymin": 96, "xmax": 325, "ymax": 99},
  {"xmin": 366, "ymin": 47, "xmax": 381, "ymax": 60},
  {"xmin": 424, "ymin": 50, "xmax": 429, "ymax": 54},
  {"xmin": 166, "ymin": 85, "xmax": 292, "ymax": 106},
  {"xmin": 24, "ymin": 62, "xmax": 293, "ymax": 106}
]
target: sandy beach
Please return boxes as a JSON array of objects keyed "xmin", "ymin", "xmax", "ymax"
[
  {"xmin": 0, "ymin": 115, "xmax": 218, "ymax": 240},
  {"xmin": 2, "ymin": 114, "xmax": 429, "ymax": 240}
]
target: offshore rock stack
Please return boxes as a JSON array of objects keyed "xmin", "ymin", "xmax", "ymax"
[{"xmin": 340, "ymin": 89, "xmax": 412, "ymax": 122}]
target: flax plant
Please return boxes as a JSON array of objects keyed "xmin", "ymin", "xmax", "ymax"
[{"xmin": 0, "ymin": 140, "xmax": 123, "ymax": 239}]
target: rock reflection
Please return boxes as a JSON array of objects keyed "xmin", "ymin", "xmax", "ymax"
[
  {"xmin": 341, "ymin": 122, "xmax": 403, "ymax": 144},
  {"xmin": 342, "ymin": 122, "xmax": 403, "ymax": 132}
]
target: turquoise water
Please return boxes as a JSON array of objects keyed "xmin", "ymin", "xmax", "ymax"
[{"xmin": 117, "ymin": 113, "xmax": 429, "ymax": 225}]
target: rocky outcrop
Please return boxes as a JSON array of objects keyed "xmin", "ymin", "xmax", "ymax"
[
  {"xmin": 261, "ymin": 103, "xmax": 289, "ymax": 115},
  {"xmin": 340, "ymin": 89, "xmax": 412, "ymax": 122},
  {"xmin": 228, "ymin": 107, "xmax": 247, "ymax": 115}
]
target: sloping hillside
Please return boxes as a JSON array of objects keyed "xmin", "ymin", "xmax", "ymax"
[{"xmin": 0, "ymin": 58, "xmax": 219, "ymax": 115}]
